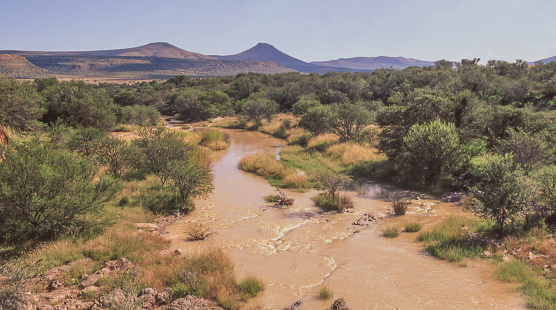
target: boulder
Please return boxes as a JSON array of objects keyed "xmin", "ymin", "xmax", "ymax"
[
  {"xmin": 329, "ymin": 298, "xmax": 350, "ymax": 310},
  {"xmin": 155, "ymin": 288, "xmax": 172, "ymax": 305},
  {"xmin": 81, "ymin": 274, "xmax": 101, "ymax": 288}
]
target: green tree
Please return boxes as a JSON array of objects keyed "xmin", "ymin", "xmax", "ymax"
[
  {"xmin": 66, "ymin": 127, "xmax": 107, "ymax": 157},
  {"xmin": 96, "ymin": 136, "xmax": 135, "ymax": 178},
  {"xmin": 0, "ymin": 142, "xmax": 118, "ymax": 244},
  {"xmin": 299, "ymin": 105, "xmax": 333, "ymax": 136},
  {"xmin": 400, "ymin": 120, "xmax": 461, "ymax": 183},
  {"xmin": 167, "ymin": 158, "xmax": 213, "ymax": 204},
  {"xmin": 134, "ymin": 128, "xmax": 195, "ymax": 186},
  {"xmin": 497, "ymin": 128, "xmax": 551, "ymax": 176},
  {"xmin": 470, "ymin": 154, "xmax": 534, "ymax": 235},
  {"xmin": 330, "ymin": 102, "xmax": 372, "ymax": 141},
  {"xmin": 241, "ymin": 98, "xmax": 279, "ymax": 124},
  {"xmin": 0, "ymin": 78, "xmax": 45, "ymax": 131}
]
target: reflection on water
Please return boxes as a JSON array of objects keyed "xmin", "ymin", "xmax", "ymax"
[{"xmin": 165, "ymin": 129, "xmax": 524, "ymax": 309}]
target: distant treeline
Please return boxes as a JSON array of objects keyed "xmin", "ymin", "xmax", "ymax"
[{"xmin": 2, "ymin": 58, "xmax": 556, "ymax": 235}]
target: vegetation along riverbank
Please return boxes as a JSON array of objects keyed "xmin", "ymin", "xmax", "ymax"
[{"xmin": 1, "ymin": 58, "xmax": 556, "ymax": 309}]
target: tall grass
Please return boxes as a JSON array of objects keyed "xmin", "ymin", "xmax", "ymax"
[
  {"xmin": 417, "ymin": 215, "xmax": 486, "ymax": 263},
  {"xmin": 199, "ymin": 129, "xmax": 230, "ymax": 151},
  {"xmin": 404, "ymin": 222, "xmax": 422, "ymax": 232},
  {"xmin": 239, "ymin": 276, "xmax": 265, "ymax": 300},
  {"xmin": 238, "ymin": 153, "xmax": 308, "ymax": 188}
]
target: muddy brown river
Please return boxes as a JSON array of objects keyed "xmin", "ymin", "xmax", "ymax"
[{"xmin": 165, "ymin": 129, "xmax": 525, "ymax": 309}]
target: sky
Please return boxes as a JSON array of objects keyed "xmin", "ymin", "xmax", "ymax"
[{"xmin": 2, "ymin": 0, "xmax": 556, "ymax": 63}]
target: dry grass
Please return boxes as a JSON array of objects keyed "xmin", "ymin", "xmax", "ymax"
[
  {"xmin": 258, "ymin": 113, "xmax": 299, "ymax": 137},
  {"xmin": 306, "ymin": 134, "xmax": 338, "ymax": 152},
  {"xmin": 238, "ymin": 153, "xmax": 308, "ymax": 188},
  {"xmin": 326, "ymin": 142, "xmax": 384, "ymax": 165}
]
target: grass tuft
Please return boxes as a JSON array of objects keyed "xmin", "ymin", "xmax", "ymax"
[
  {"xmin": 318, "ymin": 286, "xmax": 334, "ymax": 299},
  {"xmin": 383, "ymin": 227, "xmax": 400, "ymax": 238},
  {"xmin": 405, "ymin": 222, "xmax": 422, "ymax": 232},
  {"xmin": 239, "ymin": 276, "xmax": 265, "ymax": 300}
]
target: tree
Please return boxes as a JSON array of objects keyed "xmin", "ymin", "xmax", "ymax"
[
  {"xmin": 167, "ymin": 158, "xmax": 213, "ymax": 204},
  {"xmin": 470, "ymin": 154, "xmax": 534, "ymax": 235},
  {"xmin": 0, "ymin": 78, "xmax": 45, "ymax": 131},
  {"xmin": 0, "ymin": 142, "xmax": 118, "ymax": 244},
  {"xmin": 400, "ymin": 120, "xmax": 461, "ymax": 183},
  {"xmin": 134, "ymin": 128, "xmax": 195, "ymax": 186},
  {"xmin": 41, "ymin": 80, "xmax": 117, "ymax": 130},
  {"xmin": 316, "ymin": 171, "xmax": 351, "ymax": 200},
  {"xmin": 66, "ymin": 127, "xmax": 107, "ymax": 157},
  {"xmin": 497, "ymin": 128, "xmax": 551, "ymax": 176},
  {"xmin": 96, "ymin": 136, "xmax": 135, "ymax": 178},
  {"xmin": 299, "ymin": 105, "xmax": 333, "ymax": 136},
  {"xmin": 241, "ymin": 98, "xmax": 279, "ymax": 124},
  {"xmin": 330, "ymin": 102, "xmax": 372, "ymax": 141}
]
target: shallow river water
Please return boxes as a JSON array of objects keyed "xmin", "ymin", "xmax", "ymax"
[{"xmin": 165, "ymin": 129, "xmax": 525, "ymax": 310}]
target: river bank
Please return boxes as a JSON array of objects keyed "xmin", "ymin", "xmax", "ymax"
[{"xmin": 163, "ymin": 129, "xmax": 525, "ymax": 309}]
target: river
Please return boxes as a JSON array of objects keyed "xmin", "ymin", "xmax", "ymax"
[{"xmin": 164, "ymin": 129, "xmax": 524, "ymax": 309}]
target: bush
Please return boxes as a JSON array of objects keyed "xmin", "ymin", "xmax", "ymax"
[
  {"xmin": 318, "ymin": 286, "xmax": 333, "ymax": 299},
  {"xmin": 186, "ymin": 223, "xmax": 214, "ymax": 241},
  {"xmin": 0, "ymin": 141, "xmax": 118, "ymax": 245},
  {"xmin": 139, "ymin": 190, "xmax": 188, "ymax": 215},
  {"xmin": 470, "ymin": 154, "xmax": 534, "ymax": 235},
  {"xmin": 313, "ymin": 192, "xmax": 354, "ymax": 212},
  {"xmin": 383, "ymin": 228, "xmax": 400, "ymax": 238},
  {"xmin": 405, "ymin": 222, "xmax": 422, "ymax": 232},
  {"xmin": 239, "ymin": 276, "xmax": 265, "ymax": 300},
  {"xmin": 264, "ymin": 194, "xmax": 280, "ymax": 203},
  {"xmin": 392, "ymin": 199, "xmax": 410, "ymax": 216}
]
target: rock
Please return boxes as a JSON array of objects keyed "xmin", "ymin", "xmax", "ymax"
[
  {"xmin": 80, "ymin": 286, "xmax": 101, "ymax": 295},
  {"xmin": 46, "ymin": 279, "xmax": 64, "ymax": 292},
  {"xmin": 167, "ymin": 295, "xmax": 223, "ymax": 310},
  {"xmin": 502, "ymin": 255, "xmax": 511, "ymax": 262},
  {"xmin": 139, "ymin": 293, "xmax": 156, "ymax": 309},
  {"xmin": 155, "ymin": 288, "xmax": 173, "ymax": 305},
  {"xmin": 37, "ymin": 306, "xmax": 54, "ymax": 310},
  {"xmin": 174, "ymin": 249, "xmax": 184, "ymax": 255},
  {"xmin": 528, "ymin": 252, "xmax": 537, "ymax": 260},
  {"xmin": 135, "ymin": 223, "xmax": 159, "ymax": 231},
  {"xmin": 140, "ymin": 287, "xmax": 158, "ymax": 296},
  {"xmin": 81, "ymin": 274, "xmax": 101, "ymax": 287},
  {"xmin": 482, "ymin": 251, "xmax": 492, "ymax": 258},
  {"xmin": 329, "ymin": 298, "xmax": 350, "ymax": 310},
  {"xmin": 283, "ymin": 300, "xmax": 302, "ymax": 310}
]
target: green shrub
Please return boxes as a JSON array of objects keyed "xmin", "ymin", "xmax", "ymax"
[
  {"xmin": 264, "ymin": 194, "xmax": 281, "ymax": 203},
  {"xmin": 383, "ymin": 228, "xmax": 400, "ymax": 238},
  {"xmin": 318, "ymin": 286, "xmax": 334, "ymax": 299},
  {"xmin": 239, "ymin": 276, "xmax": 265, "ymax": 300},
  {"xmin": 139, "ymin": 190, "xmax": 188, "ymax": 215},
  {"xmin": 313, "ymin": 192, "xmax": 353, "ymax": 212},
  {"xmin": 405, "ymin": 222, "xmax": 422, "ymax": 232},
  {"xmin": 0, "ymin": 141, "xmax": 118, "ymax": 245}
]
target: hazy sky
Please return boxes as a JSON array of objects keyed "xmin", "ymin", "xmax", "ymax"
[{"xmin": 2, "ymin": 0, "xmax": 556, "ymax": 63}]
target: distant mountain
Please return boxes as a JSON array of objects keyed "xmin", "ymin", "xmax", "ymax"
[
  {"xmin": 0, "ymin": 54, "xmax": 54, "ymax": 78},
  {"xmin": 0, "ymin": 42, "xmax": 297, "ymax": 79},
  {"xmin": 311, "ymin": 56, "xmax": 435, "ymax": 70},
  {"xmin": 0, "ymin": 42, "xmax": 214, "ymax": 60},
  {"xmin": 533, "ymin": 55, "xmax": 556, "ymax": 64},
  {"xmin": 212, "ymin": 43, "xmax": 372, "ymax": 74}
]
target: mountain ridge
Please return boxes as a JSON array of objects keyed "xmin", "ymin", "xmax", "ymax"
[
  {"xmin": 0, "ymin": 42, "xmax": 214, "ymax": 60},
  {"xmin": 212, "ymin": 43, "xmax": 374, "ymax": 74},
  {"xmin": 311, "ymin": 56, "xmax": 435, "ymax": 70}
]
